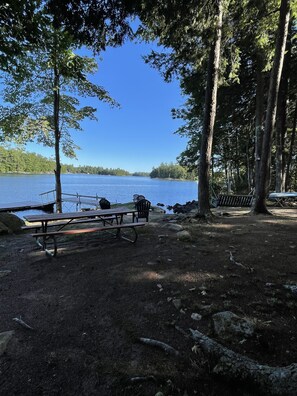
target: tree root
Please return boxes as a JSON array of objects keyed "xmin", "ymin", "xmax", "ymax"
[{"xmin": 190, "ymin": 329, "xmax": 297, "ymax": 395}]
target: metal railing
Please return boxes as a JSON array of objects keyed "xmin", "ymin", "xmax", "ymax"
[{"xmin": 40, "ymin": 190, "xmax": 104, "ymax": 211}]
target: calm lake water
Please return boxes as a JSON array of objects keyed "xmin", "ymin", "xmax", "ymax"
[{"xmin": 0, "ymin": 173, "xmax": 198, "ymax": 214}]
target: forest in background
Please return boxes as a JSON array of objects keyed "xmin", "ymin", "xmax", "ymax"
[{"xmin": 0, "ymin": 147, "xmax": 194, "ymax": 180}]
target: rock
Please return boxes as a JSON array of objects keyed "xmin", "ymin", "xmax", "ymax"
[
  {"xmin": 151, "ymin": 206, "xmax": 166, "ymax": 213},
  {"xmin": 0, "ymin": 222, "xmax": 10, "ymax": 235},
  {"xmin": 172, "ymin": 298, "xmax": 182, "ymax": 310},
  {"xmin": 166, "ymin": 223, "xmax": 184, "ymax": 232},
  {"xmin": 283, "ymin": 284, "xmax": 297, "ymax": 296},
  {"xmin": 197, "ymin": 304, "xmax": 215, "ymax": 314},
  {"xmin": 0, "ymin": 331, "xmax": 14, "ymax": 356},
  {"xmin": 167, "ymin": 200, "xmax": 198, "ymax": 214},
  {"xmin": 191, "ymin": 313, "xmax": 202, "ymax": 321},
  {"xmin": 147, "ymin": 261, "xmax": 158, "ymax": 266},
  {"xmin": 158, "ymin": 234, "xmax": 168, "ymax": 243},
  {"xmin": 212, "ymin": 311, "xmax": 255, "ymax": 340},
  {"xmin": 0, "ymin": 270, "xmax": 11, "ymax": 278},
  {"xmin": 0, "ymin": 212, "xmax": 25, "ymax": 234},
  {"xmin": 176, "ymin": 230, "xmax": 192, "ymax": 241}
]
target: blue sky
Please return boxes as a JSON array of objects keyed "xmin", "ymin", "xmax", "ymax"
[{"xmin": 26, "ymin": 41, "xmax": 188, "ymax": 173}]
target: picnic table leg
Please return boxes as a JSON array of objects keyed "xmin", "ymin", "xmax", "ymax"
[
  {"xmin": 35, "ymin": 221, "xmax": 57, "ymax": 256},
  {"xmin": 117, "ymin": 226, "xmax": 138, "ymax": 243},
  {"xmin": 35, "ymin": 234, "xmax": 57, "ymax": 257},
  {"xmin": 36, "ymin": 221, "xmax": 47, "ymax": 250}
]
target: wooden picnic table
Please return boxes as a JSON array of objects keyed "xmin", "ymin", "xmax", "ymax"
[
  {"xmin": 24, "ymin": 207, "xmax": 143, "ymax": 256},
  {"xmin": 24, "ymin": 207, "xmax": 137, "ymax": 233},
  {"xmin": 268, "ymin": 192, "xmax": 297, "ymax": 207}
]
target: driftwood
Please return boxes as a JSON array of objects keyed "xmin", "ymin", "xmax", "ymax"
[
  {"xmin": 139, "ymin": 337, "xmax": 179, "ymax": 357},
  {"xmin": 190, "ymin": 328, "xmax": 297, "ymax": 396},
  {"xmin": 228, "ymin": 250, "xmax": 245, "ymax": 268},
  {"xmin": 228, "ymin": 251, "xmax": 254, "ymax": 272},
  {"xmin": 130, "ymin": 375, "xmax": 157, "ymax": 383},
  {"xmin": 13, "ymin": 316, "xmax": 34, "ymax": 330}
]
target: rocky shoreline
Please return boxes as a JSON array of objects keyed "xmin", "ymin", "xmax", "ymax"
[{"xmin": 166, "ymin": 200, "xmax": 198, "ymax": 214}]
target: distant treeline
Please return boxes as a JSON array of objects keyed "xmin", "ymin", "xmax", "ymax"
[
  {"xmin": 64, "ymin": 164, "xmax": 131, "ymax": 176},
  {"xmin": 0, "ymin": 147, "xmax": 148, "ymax": 176},
  {"xmin": 150, "ymin": 162, "xmax": 195, "ymax": 180},
  {"xmin": 0, "ymin": 148, "xmax": 194, "ymax": 180},
  {"xmin": 0, "ymin": 147, "xmax": 56, "ymax": 173}
]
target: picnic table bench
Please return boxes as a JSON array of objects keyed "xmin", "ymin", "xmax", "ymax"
[
  {"xmin": 24, "ymin": 207, "xmax": 143, "ymax": 257},
  {"xmin": 31, "ymin": 222, "xmax": 145, "ymax": 257}
]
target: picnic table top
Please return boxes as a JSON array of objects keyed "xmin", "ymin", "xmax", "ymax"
[
  {"xmin": 269, "ymin": 192, "xmax": 297, "ymax": 198},
  {"xmin": 24, "ymin": 207, "xmax": 136, "ymax": 223}
]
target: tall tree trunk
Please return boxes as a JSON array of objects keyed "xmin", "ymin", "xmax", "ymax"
[
  {"xmin": 285, "ymin": 98, "xmax": 297, "ymax": 190},
  {"xmin": 275, "ymin": 28, "xmax": 290, "ymax": 192},
  {"xmin": 198, "ymin": 0, "xmax": 222, "ymax": 217},
  {"xmin": 254, "ymin": 55, "xmax": 265, "ymax": 190},
  {"xmin": 54, "ymin": 64, "xmax": 62, "ymax": 213},
  {"xmin": 252, "ymin": 0, "xmax": 290, "ymax": 214}
]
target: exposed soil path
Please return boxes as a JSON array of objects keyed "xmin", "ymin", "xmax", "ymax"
[{"xmin": 0, "ymin": 208, "xmax": 297, "ymax": 395}]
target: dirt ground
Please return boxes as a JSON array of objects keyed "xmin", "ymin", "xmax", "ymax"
[{"xmin": 0, "ymin": 207, "xmax": 297, "ymax": 395}]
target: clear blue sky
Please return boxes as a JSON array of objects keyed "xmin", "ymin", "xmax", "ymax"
[{"xmin": 26, "ymin": 41, "xmax": 188, "ymax": 173}]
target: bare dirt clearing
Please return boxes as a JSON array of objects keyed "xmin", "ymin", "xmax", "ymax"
[{"xmin": 0, "ymin": 207, "xmax": 297, "ymax": 395}]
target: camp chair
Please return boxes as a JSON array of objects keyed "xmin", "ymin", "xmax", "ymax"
[
  {"xmin": 133, "ymin": 194, "xmax": 145, "ymax": 204},
  {"xmin": 99, "ymin": 198, "xmax": 118, "ymax": 225},
  {"xmin": 99, "ymin": 198, "xmax": 111, "ymax": 209},
  {"xmin": 134, "ymin": 199, "xmax": 151, "ymax": 222}
]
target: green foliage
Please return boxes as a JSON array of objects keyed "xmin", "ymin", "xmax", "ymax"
[
  {"xmin": 0, "ymin": 146, "xmax": 132, "ymax": 176},
  {"xmin": 0, "ymin": 147, "xmax": 55, "ymax": 173},
  {"xmin": 46, "ymin": 0, "xmax": 134, "ymax": 51},
  {"xmin": 139, "ymin": 0, "xmax": 297, "ymax": 194},
  {"xmin": 150, "ymin": 162, "xmax": 195, "ymax": 180},
  {"xmin": 132, "ymin": 171, "xmax": 150, "ymax": 177},
  {"xmin": 0, "ymin": 0, "xmax": 45, "ymax": 74},
  {"xmin": 0, "ymin": 28, "xmax": 118, "ymax": 159},
  {"xmin": 68, "ymin": 165, "xmax": 130, "ymax": 176}
]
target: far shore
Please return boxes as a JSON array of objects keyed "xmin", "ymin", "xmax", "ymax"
[{"xmin": 0, "ymin": 172, "xmax": 196, "ymax": 182}]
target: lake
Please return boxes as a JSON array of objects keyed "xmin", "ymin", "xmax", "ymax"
[{"xmin": 0, "ymin": 173, "xmax": 198, "ymax": 214}]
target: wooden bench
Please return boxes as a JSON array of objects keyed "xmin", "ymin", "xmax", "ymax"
[
  {"xmin": 216, "ymin": 194, "xmax": 254, "ymax": 207},
  {"xmin": 31, "ymin": 222, "xmax": 145, "ymax": 257}
]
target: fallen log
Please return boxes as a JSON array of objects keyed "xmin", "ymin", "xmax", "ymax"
[{"xmin": 190, "ymin": 329, "xmax": 297, "ymax": 395}]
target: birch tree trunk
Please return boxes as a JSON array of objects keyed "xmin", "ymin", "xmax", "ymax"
[
  {"xmin": 253, "ymin": 0, "xmax": 290, "ymax": 214},
  {"xmin": 198, "ymin": 0, "xmax": 222, "ymax": 216}
]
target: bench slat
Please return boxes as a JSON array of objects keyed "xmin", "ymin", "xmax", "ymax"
[
  {"xmin": 32, "ymin": 222, "xmax": 144, "ymax": 237},
  {"xmin": 216, "ymin": 194, "xmax": 253, "ymax": 207}
]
